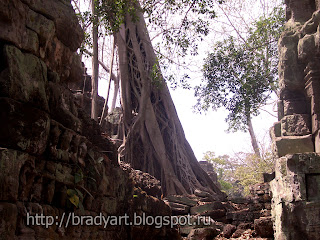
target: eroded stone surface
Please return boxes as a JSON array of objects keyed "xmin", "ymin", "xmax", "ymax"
[
  {"xmin": 0, "ymin": 1, "xmax": 180, "ymax": 239},
  {"xmin": 0, "ymin": 45, "xmax": 49, "ymax": 111},
  {"xmin": 281, "ymin": 114, "xmax": 311, "ymax": 136},
  {"xmin": 0, "ymin": 98, "xmax": 50, "ymax": 155},
  {"xmin": 271, "ymin": 153, "xmax": 320, "ymax": 240}
]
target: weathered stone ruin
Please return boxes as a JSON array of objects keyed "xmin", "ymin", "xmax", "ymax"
[
  {"xmin": 0, "ymin": 1, "xmax": 181, "ymax": 239},
  {"xmin": 0, "ymin": 1, "xmax": 275, "ymax": 239},
  {"xmin": 270, "ymin": 0, "xmax": 320, "ymax": 239},
  {"xmin": 3, "ymin": 0, "xmax": 320, "ymax": 239}
]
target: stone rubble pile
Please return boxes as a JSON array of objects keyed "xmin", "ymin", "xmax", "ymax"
[{"xmin": 163, "ymin": 182, "xmax": 273, "ymax": 240}]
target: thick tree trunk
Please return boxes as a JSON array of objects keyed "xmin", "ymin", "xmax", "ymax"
[
  {"xmin": 91, "ymin": 0, "xmax": 99, "ymax": 121},
  {"xmin": 247, "ymin": 114, "xmax": 261, "ymax": 158},
  {"xmin": 115, "ymin": 4, "xmax": 224, "ymax": 197}
]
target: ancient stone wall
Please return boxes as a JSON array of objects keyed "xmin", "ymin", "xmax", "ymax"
[
  {"xmin": 0, "ymin": 1, "xmax": 179, "ymax": 239},
  {"xmin": 271, "ymin": 153, "xmax": 320, "ymax": 240},
  {"xmin": 271, "ymin": 0, "xmax": 320, "ymax": 157},
  {"xmin": 271, "ymin": 1, "xmax": 320, "ymax": 239}
]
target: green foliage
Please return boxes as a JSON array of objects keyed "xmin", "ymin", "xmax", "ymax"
[
  {"xmin": 233, "ymin": 152, "xmax": 274, "ymax": 195},
  {"xmin": 195, "ymin": 6, "xmax": 285, "ymax": 132},
  {"xmin": 203, "ymin": 149, "xmax": 274, "ymax": 196},
  {"xmin": 203, "ymin": 151, "xmax": 237, "ymax": 194},
  {"xmin": 98, "ymin": 0, "xmax": 139, "ymax": 33},
  {"xmin": 73, "ymin": 0, "xmax": 139, "ymax": 55},
  {"xmin": 73, "ymin": 0, "xmax": 224, "ymax": 87},
  {"xmin": 145, "ymin": 0, "xmax": 224, "ymax": 87},
  {"xmin": 151, "ymin": 61, "xmax": 164, "ymax": 89},
  {"xmin": 219, "ymin": 179, "xmax": 232, "ymax": 192},
  {"xmin": 67, "ymin": 188, "xmax": 85, "ymax": 212}
]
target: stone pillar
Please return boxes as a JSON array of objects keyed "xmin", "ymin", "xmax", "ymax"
[
  {"xmin": 271, "ymin": 1, "xmax": 320, "ymax": 239},
  {"xmin": 270, "ymin": 1, "xmax": 320, "ymax": 158},
  {"xmin": 271, "ymin": 153, "xmax": 320, "ymax": 240}
]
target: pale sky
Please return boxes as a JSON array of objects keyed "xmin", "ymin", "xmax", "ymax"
[{"xmin": 170, "ymin": 87, "xmax": 277, "ymax": 160}]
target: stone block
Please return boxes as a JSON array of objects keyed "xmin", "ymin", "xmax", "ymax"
[
  {"xmin": 278, "ymin": 100, "xmax": 284, "ymax": 121},
  {"xmin": 311, "ymin": 95, "xmax": 320, "ymax": 117},
  {"xmin": 166, "ymin": 195, "xmax": 198, "ymax": 207},
  {"xmin": 21, "ymin": 28, "xmax": 39, "ymax": 56},
  {"xmin": 305, "ymin": 77, "xmax": 320, "ymax": 98},
  {"xmin": 0, "ymin": 0, "xmax": 28, "ymax": 49},
  {"xmin": 0, "ymin": 149, "xmax": 35, "ymax": 201},
  {"xmin": 0, "ymin": 98, "xmax": 50, "ymax": 155},
  {"xmin": 0, "ymin": 45, "xmax": 49, "ymax": 111},
  {"xmin": 223, "ymin": 224, "xmax": 236, "ymax": 238},
  {"xmin": 306, "ymin": 174, "xmax": 320, "ymax": 201},
  {"xmin": 281, "ymin": 114, "xmax": 311, "ymax": 136},
  {"xmin": 68, "ymin": 53, "xmax": 83, "ymax": 83},
  {"xmin": 168, "ymin": 202, "xmax": 190, "ymax": 215},
  {"xmin": 47, "ymin": 82, "xmax": 82, "ymax": 133},
  {"xmin": 45, "ymin": 37, "xmax": 75, "ymax": 81},
  {"xmin": 26, "ymin": 8, "xmax": 55, "ymax": 58},
  {"xmin": 278, "ymin": 31, "xmax": 305, "ymax": 92},
  {"xmin": 275, "ymin": 135, "xmax": 314, "ymax": 157},
  {"xmin": 0, "ymin": 203, "xmax": 18, "ymax": 239},
  {"xmin": 187, "ymin": 227, "xmax": 219, "ymax": 240},
  {"xmin": 298, "ymin": 34, "xmax": 316, "ymax": 62},
  {"xmin": 190, "ymin": 202, "xmax": 224, "ymax": 215},
  {"xmin": 273, "ymin": 122, "xmax": 282, "ymax": 138},
  {"xmin": 283, "ymin": 99, "xmax": 309, "ymax": 115},
  {"xmin": 254, "ymin": 217, "xmax": 273, "ymax": 238},
  {"xmin": 20, "ymin": 0, "xmax": 84, "ymax": 51},
  {"xmin": 271, "ymin": 154, "xmax": 320, "ymax": 240}
]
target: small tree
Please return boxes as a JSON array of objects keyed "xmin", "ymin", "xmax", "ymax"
[
  {"xmin": 203, "ymin": 147, "xmax": 275, "ymax": 196},
  {"xmin": 195, "ymin": 7, "xmax": 285, "ymax": 158}
]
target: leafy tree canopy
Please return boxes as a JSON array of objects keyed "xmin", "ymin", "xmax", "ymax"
[
  {"xmin": 73, "ymin": 0, "xmax": 225, "ymax": 86},
  {"xmin": 203, "ymin": 150, "xmax": 274, "ymax": 196},
  {"xmin": 194, "ymin": 6, "xmax": 285, "ymax": 132}
]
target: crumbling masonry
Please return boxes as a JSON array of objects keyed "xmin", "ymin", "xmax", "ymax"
[
  {"xmin": 0, "ymin": 1, "xmax": 180, "ymax": 239},
  {"xmin": 270, "ymin": 0, "xmax": 320, "ymax": 239}
]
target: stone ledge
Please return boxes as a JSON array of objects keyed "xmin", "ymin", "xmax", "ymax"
[{"xmin": 275, "ymin": 134, "xmax": 314, "ymax": 157}]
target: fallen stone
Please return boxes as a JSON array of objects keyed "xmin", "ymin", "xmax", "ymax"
[
  {"xmin": 168, "ymin": 202, "xmax": 190, "ymax": 215},
  {"xmin": 194, "ymin": 189, "xmax": 212, "ymax": 198},
  {"xmin": 166, "ymin": 195, "xmax": 198, "ymax": 207},
  {"xmin": 254, "ymin": 217, "xmax": 273, "ymax": 238},
  {"xmin": 201, "ymin": 209, "xmax": 226, "ymax": 220},
  {"xmin": 187, "ymin": 227, "xmax": 219, "ymax": 240},
  {"xmin": 231, "ymin": 228, "xmax": 246, "ymax": 238},
  {"xmin": 222, "ymin": 224, "xmax": 236, "ymax": 238},
  {"xmin": 190, "ymin": 202, "xmax": 225, "ymax": 215}
]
